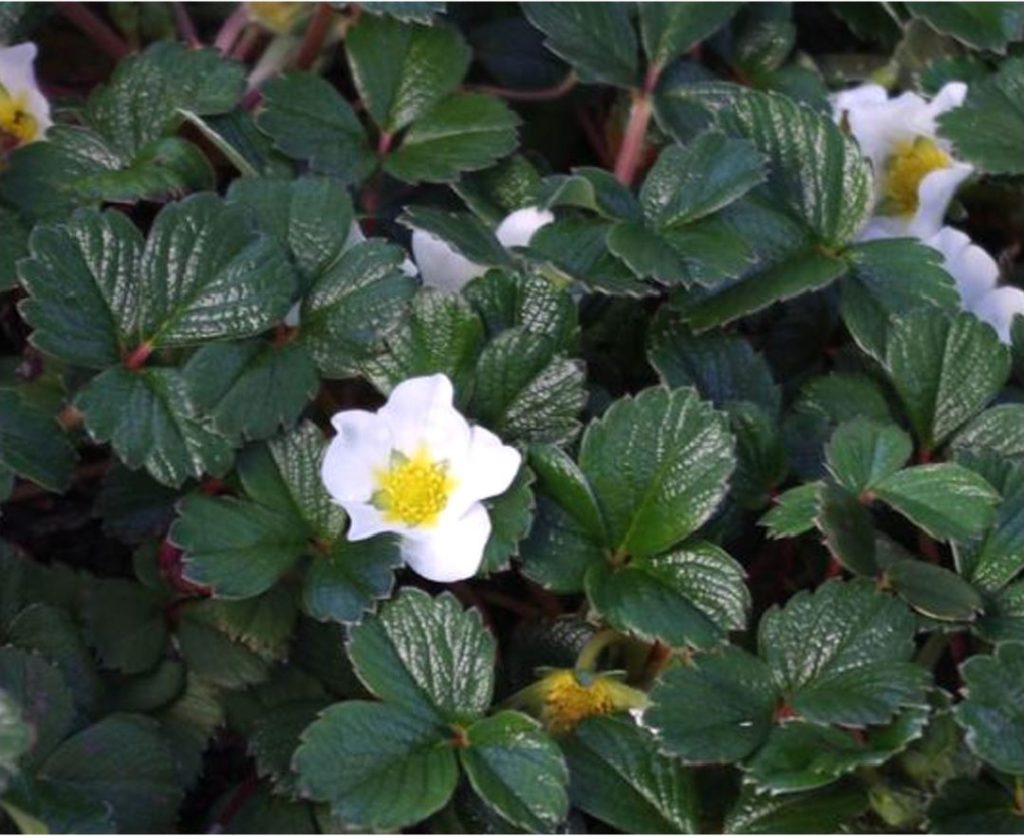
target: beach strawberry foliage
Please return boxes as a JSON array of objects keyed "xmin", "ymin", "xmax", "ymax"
[{"xmin": 2, "ymin": 2, "xmax": 1024, "ymax": 833}]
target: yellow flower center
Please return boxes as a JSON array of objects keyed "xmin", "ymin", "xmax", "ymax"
[
  {"xmin": 246, "ymin": 2, "xmax": 312, "ymax": 34},
  {"xmin": 0, "ymin": 83, "xmax": 38, "ymax": 150},
  {"xmin": 372, "ymin": 446, "xmax": 456, "ymax": 528},
  {"xmin": 882, "ymin": 137, "xmax": 951, "ymax": 217},
  {"xmin": 540, "ymin": 670, "xmax": 617, "ymax": 734}
]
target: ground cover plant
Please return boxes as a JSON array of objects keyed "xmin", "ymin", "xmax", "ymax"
[{"xmin": 2, "ymin": 1, "xmax": 1024, "ymax": 833}]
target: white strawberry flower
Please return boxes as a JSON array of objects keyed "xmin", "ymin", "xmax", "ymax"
[
  {"xmin": 321, "ymin": 374, "xmax": 521, "ymax": 582},
  {"xmin": 411, "ymin": 206, "xmax": 555, "ymax": 294},
  {"xmin": 926, "ymin": 226, "xmax": 1024, "ymax": 345},
  {"xmin": 0, "ymin": 43, "xmax": 51, "ymax": 154},
  {"xmin": 833, "ymin": 82, "xmax": 972, "ymax": 241}
]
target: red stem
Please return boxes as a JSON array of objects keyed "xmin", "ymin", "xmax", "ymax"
[
  {"xmin": 465, "ymin": 72, "xmax": 577, "ymax": 102},
  {"xmin": 59, "ymin": 3, "xmax": 131, "ymax": 60},
  {"xmin": 215, "ymin": 5, "xmax": 249, "ymax": 53},
  {"xmin": 173, "ymin": 1, "xmax": 201, "ymax": 48},
  {"xmin": 123, "ymin": 342, "xmax": 153, "ymax": 370},
  {"xmin": 612, "ymin": 65, "xmax": 660, "ymax": 186},
  {"xmin": 293, "ymin": 3, "xmax": 334, "ymax": 70}
]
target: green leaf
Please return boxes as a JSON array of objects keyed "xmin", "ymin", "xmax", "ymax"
[
  {"xmin": 360, "ymin": 2, "xmax": 446, "ymax": 24},
  {"xmin": 82, "ymin": 578, "xmax": 167, "ymax": 674},
  {"xmin": 184, "ymin": 339, "xmax": 318, "ymax": 443},
  {"xmin": 646, "ymin": 646, "xmax": 778, "ymax": 763},
  {"xmin": 346, "ymin": 14, "xmax": 470, "ymax": 133},
  {"xmin": 639, "ymin": 133, "xmax": 766, "ymax": 230},
  {"xmin": 579, "ymin": 386, "xmax": 736, "ymax": 558},
  {"xmin": 294, "ymin": 700, "xmax": 458, "ymax": 831},
  {"xmin": 400, "ymin": 206, "xmax": 512, "ymax": 268},
  {"xmin": 647, "ymin": 307, "xmax": 779, "ymax": 414},
  {"xmin": 885, "ymin": 559, "xmax": 984, "ymax": 621},
  {"xmin": 606, "ymin": 221, "xmax": 691, "ymax": 284},
  {"xmin": 522, "ymin": 2, "xmax": 639, "ymax": 88},
  {"xmin": 96, "ymin": 464, "xmax": 178, "ymax": 544},
  {"xmin": 469, "ymin": 328, "xmax": 586, "ymax": 445},
  {"xmin": 299, "ymin": 239, "xmax": 418, "ymax": 379},
  {"xmin": 347, "ymin": 589, "xmax": 496, "ymax": 723},
  {"xmin": 939, "ymin": 57, "xmax": 1024, "ymax": 174},
  {"xmin": 0, "ymin": 690, "xmax": 30, "ymax": 788},
  {"xmin": 176, "ymin": 604, "xmax": 271, "ymax": 690},
  {"xmin": 951, "ymin": 404, "xmax": 1024, "ymax": 457},
  {"xmin": 249, "ymin": 699, "xmax": 329, "ymax": 794},
  {"xmin": 0, "ymin": 204, "xmax": 28, "ymax": 291},
  {"xmin": 761, "ymin": 482, "xmax": 821, "ymax": 539},
  {"xmin": 885, "ymin": 310, "xmax": 1010, "ymax": 449},
  {"xmin": 1, "ymin": 778, "xmax": 114, "ymax": 834},
  {"xmin": 384, "ymin": 94, "xmax": 521, "ymax": 183},
  {"xmin": 77, "ymin": 367, "xmax": 234, "ymax": 488},
  {"xmin": 460, "ymin": 711, "xmax": 568, "ymax": 832},
  {"xmin": 257, "ymin": 72, "xmax": 374, "ymax": 183},
  {"xmin": 873, "ymin": 463, "xmax": 1000, "ymax": 541},
  {"xmin": 906, "ymin": 3, "xmax": 1024, "ymax": 52},
  {"xmin": 725, "ymin": 782, "xmax": 869, "ymax": 834},
  {"xmin": 362, "ymin": 289, "xmax": 484, "ymax": 395},
  {"xmin": 759, "ymin": 579, "xmax": 927, "ymax": 726},
  {"xmin": 841, "ymin": 238, "xmax": 960, "ymax": 360},
  {"xmin": 562, "ymin": 715, "xmax": 700, "ymax": 833},
  {"xmin": 0, "ymin": 648, "xmax": 75, "ymax": 768},
  {"xmin": 463, "ymin": 269, "xmax": 578, "ymax": 350},
  {"xmin": 657, "ymin": 84, "xmax": 873, "ymax": 244},
  {"xmin": 38, "ymin": 715, "xmax": 184, "ymax": 833},
  {"xmin": 174, "ymin": 495, "xmax": 306, "ymax": 598},
  {"xmin": 585, "ymin": 541, "xmax": 749, "ymax": 649},
  {"xmin": 639, "ymin": 3, "xmax": 740, "ymax": 69},
  {"xmin": 680, "ymin": 249, "xmax": 847, "ymax": 333},
  {"xmin": 928, "ymin": 778, "xmax": 1024, "ymax": 835},
  {"xmin": 728, "ymin": 401, "xmax": 787, "ymax": 510},
  {"xmin": 0, "ymin": 389, "xmax": 77, "ymax": 492},
  {"xmin": 196, "ymin": 587, "xmax": 298, "ymax": 661},
  {"xmin": 303, "ymin": 537, "xmax": 402, "ymax": 625},
  {"xmin": 816, "ymin": 482, "xmax": 878, "ymax": 576},
  {"xmin": 957, "ymin": 452, "xmax": 1024, "ymax": 591},
  {"xmin": 540, "ymin": 166, "xmax": 642, "ymax": 222},
  {"xmin": 955, "ymin": 641, "xmax": 1024, "ymax": 774},
  {"xmin": 479, "ymin": 466, "xmax": 535, "ymax": 575},
  {"xmin": 825, "ymin": 419, "xmax": 913, "ymax": 494}
]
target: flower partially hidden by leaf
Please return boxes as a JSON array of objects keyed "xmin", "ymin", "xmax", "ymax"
[
  {"xmin": 926, "ymin": 226, "xmax": 1024, "ymax": 345},
  {"xmin": 508, "ymin": 668, "xmax": 649, "ymax": 735},
  {"xmin": 245, "ymin": 2, "xmax": 313, "ymax": 35},
  {"xmin": 411, "ymin": 206, "xmax": 554, "ymax": 293},
  {"xmin": 321, "ymin": 374, "xmax": 521, "ymax": 582},
  {"xmin": 0, "ymin": 43, "xmax": 51, "ymax": 157},
  {"xmin": 833, "ymin": 82, "xmax": 971, "ymax": 241}
]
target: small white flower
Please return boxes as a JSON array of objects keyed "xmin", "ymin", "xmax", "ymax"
[
  {"xmin": 0, "ymin": 43, "xmax": 51, "ymax": 153},
  {"xmin": 926, "ymin": 226, "xmax": 1023, "ymax": 345},
  {"xmin": 320, "ymin": 374, "xmax": 521, "ymax": 582},
  {"xmin": 411, "ymin": 206, "xmax": 555, "ymax": 294},
  {"xmin": 833, "ymin": 82, "xmax": 972, "ymax": 240}
]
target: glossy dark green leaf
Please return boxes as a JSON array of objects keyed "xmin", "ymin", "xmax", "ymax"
[
  {"xmin": 728, "ymin": 401, "xmax": 787, "ymax": 510},
  {"xmin": 760, "ymin": 482, "xmax": 821, "ymax": 539},
  {"xmin": 249, "ymin": 699, "xmax": 329, "ymax": 794},
  {"xmin": 725, "ymin": 782, "xmax": 869, "ymax": 834},
  {"xmin": 82, "ymin": 578, "xmax": 167, "ymax": 674},
  {"xmin": 951, "ymin": 404, "xmax": 1024, "ymax": 457},
  {"xmin": 955, "ymin": 641, "xmax": 1024, "ymax": 774},
  {"xmin": 639, "ymin": 3, "xmax": 740, "ymax": 69},
  {"xmin": 906, "ymin": 3, "xmax": 1024, "ymax": 52},
  {"xmin": 562, "ymin": 715, "xmax": 700, "ymax": 833},
  {"xmin": 302, "ymin": 538, "xmax": 402, "ymax": 625},
  {"xmin": 347, "ymin": 589, "xmax": 496, "ymax": 723},
  {"xmin": 0, "ymin": 389, "xmax": 77, "ymax": 492},
  {"xmin": 463, "ymin": 269, "xmax": 578, "ymax": 350},
  {"xmin": 825, "ymin": 419, "xmax": 913, "ymax": 494},
  {"xmin": 816, "ymin": 482, "xmax": 878, "ymax": 576},
  {"xmin": 885, "ymin": 559, "xmax": 983, "ymax": 621}
]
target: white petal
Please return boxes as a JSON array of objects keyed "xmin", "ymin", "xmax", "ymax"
[
  {"xmin": 400, "ymin": 502, "xmax": 491, "ymax": 582},
  {"xmin": 844, "ymin": 92, "xmax": 928, "ymax": 173},
  {"xmin": 283, "ymin": 301, "xmax": 301, "ymax": 327},
  {"xmin": 906, "ymin": 163, "xmax": 973, "ymax": 240},
  {"xmin": 462, "ymin": 425, "xmax": 522, "ymax": 501},
  {"xmin": 858, "ymin": 216, "xmax": 908, "ymax": 241},
  {"xmin": 495, "ymin": 207, "xmax": 554, "ymax": 250},
  {"xmin": 322, "ymin": 410, "xmax": 391, "ymax": 502},
  {"xmin": 343, "ymin": 502, "xmax": 394, "ymax": 541},
  {"xmin": 972, "ymin": 287, "xmax": 1024, "ymax": 345},
  {"xmin": 411, "ymin": 229, "xmax": 486, "ymax": 293},
  {"xmin": 928, "ymin": 81, "xmax": 968, "ymax": 116},
  {"xmin": 379, "ymin": 374, "xmax": 472, "ymax": 462},
  {"xmin": 925, "ymin": 227, "xmax": 999, "ymax": 309},
  {"xmin": 832, "ymin": 83, "xmax": 888, "ymax": 116},
  {"xmin": 0, "ymin": 42, "xmax": 51, "ymax": 137}
]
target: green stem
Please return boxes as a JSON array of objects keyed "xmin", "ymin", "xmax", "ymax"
[
  {"xmin": 575, "ymin": 629, "xmax": 620, "ymax": 672},
  {"xmin": 915, "ymin": 631, "xmax": 949, "ymax": 669}
]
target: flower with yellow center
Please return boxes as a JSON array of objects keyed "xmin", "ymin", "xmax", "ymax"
[
  {"xmin": 832, "ymin": 82, "xmax": 972, "ymax": 241},
  {"xmin": 0, "ymin": 43, "xmax": 50, "ymax": 155},
  {"xmin": 321, "ymin": 374, "xmax": 521, "ymax": 582},
  {"xmin": 509, "ymin": 668, "xmax": 649, "ymax": 735}
]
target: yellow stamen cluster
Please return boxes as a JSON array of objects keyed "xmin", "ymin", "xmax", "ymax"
[
  {"xmin": 246, "ymin": 2, "xmax": 312, "ymax": 34},
  {"xmin": 0, "ymin": 83, "xmax": 38, "ymax": 148},
  {"xmin": 372, "ymin": 447, "xmax": 455, "ymax": 528},
  {"xmin": 883, "ymin": 137, "xmax": 951, "ymax": 217},
  {"xmin": 539, "ymin": 670, "xmax": 618, "ymax": 734}
]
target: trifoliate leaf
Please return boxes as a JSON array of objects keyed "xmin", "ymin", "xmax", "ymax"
[
  {"xmin": 585, "ymin": 541, "xmax": 749, "ymax": 648},
  {"xmin": 76, "ymin": 367, "xmax": 234, "ymax": 488},
  {"xmin": 939, "ymin": 57, "xmax": 1024, "ymax": 174},
  {"xmin": 460, "ymin": 711, "xmax": 569, "ymax": 833},
  {"xmin": 758, "ymin": 580, "xmax": 928, "ymax": 726},
  {"xmin": 522, "ymin": 3, "xmax": 639, "ymax": 88},
  {"xmin": 384, "ymin": 94, "xmax": 521, "ymax": 184},
  {"xmin": 873, "ymin": 463, "xmax": 1000, "ymax": 541},
  {"xmin": 0, "ymin": 389, "xmax": 77, "ymax": 493},
  {"xmin": 639, "ymin": 3, "xmax": 740, "ymax": 69},
  {"xmin": 294, "ymin": 700, "xmax": 458, "ymax": 831},
  {"xmin": 299, "ymin": 239, "xmax": 418, "ymax": 379},
  {"xmin": 347, "ymin": 589, "xmax": 496, "ymax": 724},
  {"xmin": 825, "ymin": 419, "xmax": 913, "ymax": 494},
  {"xmin": 646, "ymin": 646, "xmax": 778, "ymax": 763},
  {"xmin": 885, "ymin": 310, "xmax": 1010, "ymax": 449},
  {"xmin": 346, "ymin": 14, "xmax": 470, "ymax": 134},
  {"xmin": 955, "ymin": 641, "xmax": 1024, "ymax": 775},
  {"xmin": 562, "ymin": 715, "xmax": 700, "ymax": 833},
  {"xmin": 257, "ymin": 72, "xmax": 374, "ymax": 184}
]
